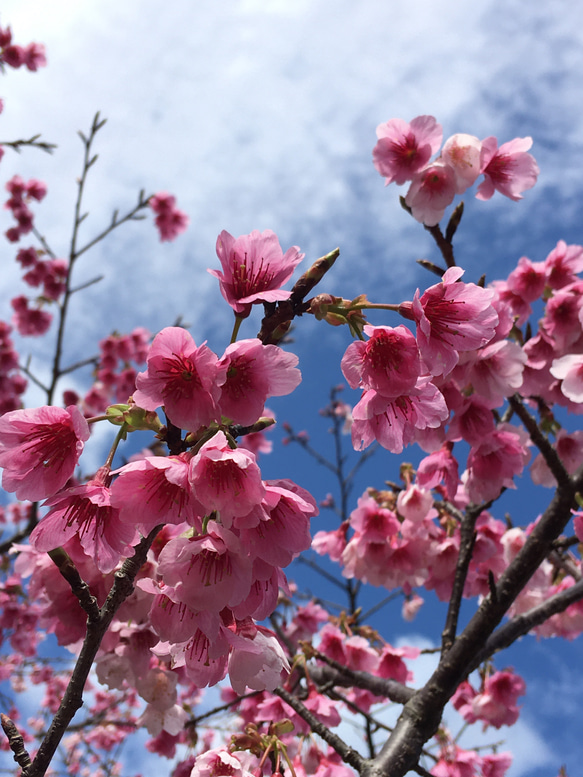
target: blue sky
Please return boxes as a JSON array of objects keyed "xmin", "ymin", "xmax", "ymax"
[{"xmin": 1, "ymin": 1, "xmax": 583, "ymax": 775}]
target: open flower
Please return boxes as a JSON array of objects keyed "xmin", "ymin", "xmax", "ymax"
[
  {"xmin": 209, "ymin": 229, "xmax": 303, "ymax": 318},
  {"xmin": 0, "ymin": 405, "xmax": 90, "ymax": 501},
  {"xmin": 373, "ymin": 115, "xmax": 442, "ymax": 185},
  {"xmin": 133, "ymin": 327, "xmax": 224, "ymax": 431},
  {"xmin": 477, "ymin": 136, "xmax": 539, "ymax": 201}
]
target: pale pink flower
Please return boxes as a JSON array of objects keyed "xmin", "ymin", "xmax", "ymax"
[
  {"xmin": 227, "ymin": 622, "xmax": 290, "ymax": 695},
  {"xmin": 133, "ymin": 326, "xmax": 223, "ymax": 431},
  {"xmin": 531, "ymin": 430, "xmax": 583, "ymax": 486},
  {"xmin": 372, "ymin": 115, "xmax": 443, "ymax": 185},
  {"xmin": 402, "ymin": 593, "xmax": 424, "ymax": 622},
  {"xmin": 464, "ymin": 429, "xmax": 530, "ymax": 503},
  {"xmin": 550, "ymin": 354, "xmax": 583, "ymax": 403},
  {"xmin": 401, "ymin": 266, "xmax": 498, "ymax": 377},
  {"xmin": 351, "ymin": 380, "xmax": 449, "ymax": 454},
  {"xmin": 209, "ymin": 229, "xmax": 304, "ymax": 318},
  {"xmin": 188, "ymin": 431, "xmax": 265, "ymax": 526},
  {"xmin": 467, "ymin": 340, "xmax": 527, "ymax": 404},
  {"xmin": 217, "ymin": 338, "xmax": 301, "ymax": 425},
  {"xmin": 0, "ymin": 405, "xmax": 89, "ymax": 501},
  {"xmin": 476, "ymin": 136, "xmax": 539, "ymax": 201},
  {"xmin": 441, "ymin": 133, "xmax": 482, "ymax": 193},
  {"xmin": 404, "ymin": 161, "xmax": 457, "ymax": 226},
  {"xmin": 191, "ymin": 747, "xmax": 257, "ymax": 777},
  {"xmin": 30, "ymin": 475, "xmax": 137, "ymax": 573},
  {"xmin": 341, "ymin": 324, "xmax": 420, "ymax": 398},
  {"xmin": 349, "ymin": 494, "xmax": 400, "ymax": 540},
  {"xmin": 481, "ymin": 753, "xmax": 513, "ymax": 777}
]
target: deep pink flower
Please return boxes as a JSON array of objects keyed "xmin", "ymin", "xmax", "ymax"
[
  {"xmin": 373, "ymin": 115, "xmax": 442, "ymax": 185},
  {"xmin": 416, "ymin": 443, "xmax": 459, "ymax": 500},
  {"xmin": 471, "ymin": 670, "xmax": 526, "ymax": 728},
  {"xmin": 133, "ymin": 326, "xmax": 224, "ymax": 431},
  {"xmin": 464, "ymin": 428, "xmax": 530, "ymax": 503},
  {"xmin": 351, "ymin": 380, "xmax": 449, "ymax": 453},
  {"xmin": 157, "ymin": 523, "xmax": 253, "ymax": 612},
  {"xmin": 111, "ymin": 454, "xmax": 204, "ymax": 534},
  {"xmin": 11, "ymin": 296, "xmax": 52, "ymax": 336},
  {"xmin": 404, "ymin": 161, "xmax": 457, "ymax": 226},
  {"xmin": 30, "ymin": 475, "xmax": 137, "ymax": 573},
  {"xmin": 149, "ymin": 192, "xmax": 189, "ymax": 242},
  {"xmin": 403, "ymin": 266, "xmax": 498, "ymax": 377},
  {"xmin": 481, "ymin": 753, "xmax": 513, "ymax": 777},
  {"xmin": 188, "ymin": 431, "xmax": 265, "ymax": 527},
  {"xmin": 341, "ymin": 325, "xmax": 420, "ymax": 398},
  {"xmin": 506, "ymin": 255, "xmax": 546, "ymax": 302},
  {"xmin": 209, "ymin": 229, "xmax": 304, "ymax": 318},
  {"xmin": 476, "ymin": 136, "xmax": 539, "ymax": 201},
  {"xmin": 0, "ymin": 405, "xmax": 89, "ymax": 501},
  {"xmin": 441, "ymin": 133, "xmax": 482, "ymax": 193},
  {"xmin": 217, "ymin": 338, "xmax": 301, "ymax": 425},
  {"xmin": 23, "ymin": 42, "xmax": 46, "ymax": 71},
  {"xmin": 544, "ymin": 240, "xmax": 583, "ymax": 290}
]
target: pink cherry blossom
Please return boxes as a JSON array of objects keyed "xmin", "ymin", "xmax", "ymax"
[
  {"xmin": 544, "ymin": 240, "xmax": 583, "ymax": 290},
  {"xmin": 416, "ymin": 443, "xmax": 459, "ymax": 500},
  {"xmin": 550, "ymin": 354, "xmax": 583, "ymax": 403},
  {"xmin": 110, "ymin": 454, "xmax": 204, "ymax": 534},
  {"xmin": 467, "ymin": 339, "xmax": 527, "ymax": 404},
  {"xmin": 506, "ymin": 255, "xmax": 546, "ymax": 302},
  {"xmin": 372, "ymin": 115, "xmax": 443, "ymax": 185},
  {"xmin": 188, "ymin": 431, "xmax": 265, "ymax": 526},
  {"xmin": 217, "ymin": 338, "xmax": 301, "ymax": 425},
  {"xmin": 341, "ymin": 324, "xmax": 421, "ymax": 398},
  {"xmin": 404, "ymin": 160, "xmax": 457, "ymax": 226},
  {"xmin": 227, "ymin": 622, "xmax": 290, "ymax": 695},
  {"xmin": 133, "ymin": 326, "xmax": 223, "ymax": 431},
  {"xmin": 351, "ymin": 380, "xmax": 449, "ymax": 454},
  {"xmin": 209, "ymin": 229, "xmax": 304, "ymax": 318},
  {"xmin": 0, "ymin": 405, "xmax": 89, "ymax": 501},
  {"xmin": 190, "ymin": 747, "xmax": 258, "ymax": 777},
  {"xmin": 471, "ymin": 670, "xmax": 526, "ymax": 729},
  {"xmin": 441, "ymin": 133, "xmax": 482, "ymax": 193},
  {"xmin": 476, "ymin": 136, "xmax": 539, "ymax": 201},
  {"xmin": 30, "ymin": 472, "xmax": 137, "ymax": 573},
  {"xmin": 149, "ymin": 192, "xmax": 189, "ymax": 242},
  {"xmin": 11, "ymin": 295, "xmax": 52, "ymax": 336},
  {"xmin": 401, "ymin": 266, "xmax": 498, "ymax": 377},
  {"xmin": 464, "ymin": 428, "xmax": 530, "ymax": 503},
  {"xmin": 157, "ymin": 523, "xmax": 252, "ymax": 612}
]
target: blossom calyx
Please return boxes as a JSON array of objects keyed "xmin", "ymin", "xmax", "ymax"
[{"xmin": 105, "ymin": 402, "xmax": 163, "ymax": 432}]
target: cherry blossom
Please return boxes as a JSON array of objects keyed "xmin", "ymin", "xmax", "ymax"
[
  {"xmin": 404, "ymin": 160, "xmax": 457, "ymax": 226},
  {"xmin": 209, "ymin": 229, "xmax": 304, "ymax": 317},
  {"xmin": 0, "ymin": 405, "xmax": 89, "ymax": 501},
  {"xmin": 550, "ymin": 353, "xmax": 583, "ymax": 403},
  {"xmin": 372, "ymin": 115, "xmax": 443, "ymax": 185},
  {"xmin": 476, "ymin": 136, "xmax": 539, "ymax": 201}
]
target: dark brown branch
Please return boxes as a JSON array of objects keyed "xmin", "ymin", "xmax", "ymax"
[
  {"xmin": 508, "ymin": 394, "xmax": 570, "ymax": 488},
  {"xmin": 48, "ymin": 548, "xmax": 100, "ymax": 621},
  {"xmin": 23, "ymin": 527, "xmax": 162, "ymax": 777},
  {"xmin": 1, "ymin": 713, "xmax": 32, "ymax": 771},
  {"xmin": 441, "ymin": 511, "xmax": 478, "ymax": 652},
  {"xmin": 309, "ymin": 656, "xmax": 414, "ymax": 705},
  {"xmin": 275, "ymin": 686, "xmax": 366, "ymax": 773}
]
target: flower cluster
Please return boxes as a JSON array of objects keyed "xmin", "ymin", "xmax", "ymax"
[
  {"xmin": 149, "ymin": 192, "xmax": 189, "ymax": 242},
  {"xmin": 4, "ymin": 175, "xmax": 47, "ymax": 243},
  {"xmin": 0, "ymin": 25, "xmax": 46, "ymax": 72},
  {"xmin": 373, "ymin": 115, "xmax": 539, "ymax": 224}
]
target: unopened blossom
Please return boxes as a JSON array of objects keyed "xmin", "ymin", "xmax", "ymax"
[
  {"xmin": 0, "ymin": 405, "xmax": 89, "ymax": 501},
  {"xmin": 476, "ymin": 136, "xmax": 539, "ymax": 201},
  {"xmin": 372, "ymin": 115, "xmax": 443, "ymax": 185},
  {"xmin": 404, "ymin": 160, "xmax": 457, "ymax": 226},
  {"xmin": 441, "ymin": 133, "xmax": 482, "ymax": 193},
  {"xmin": 217, "ymin": 338, "xmax": 301, "ymax": 425},
  {"xmin": 341, "ymin": 324, "xmax": 421, "ymax": 398},
  {"xmin": 401, "ymin": 266, "xmax": 498, "ymax": 377},
  {"xmin": 550, "ymin": 354, "xmax": 583, "ymax": 403},
  {"xmin": 209, "ymin": 229, "xmax": 304, "ymax": 318},
  {"xmin": 133, "ymin": 326, "xmax": 224, "ymax": 431}
]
